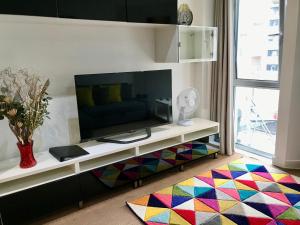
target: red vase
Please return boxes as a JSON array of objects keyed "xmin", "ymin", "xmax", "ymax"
[{"xmin": 17, "ymin": 142, "xmax": 37, "ymax": 169}]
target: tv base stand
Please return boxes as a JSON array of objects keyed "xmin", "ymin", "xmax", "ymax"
[
  {"xmin": 0, "ymin": 118, "xmax": 219, "ymax": 198},
  {"xmin": 97, "ymin": 128, "xmax": 152, "ymax": 144}
]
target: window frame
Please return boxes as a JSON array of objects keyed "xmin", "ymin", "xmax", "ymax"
[
  {"xmin": 233, "ymin": 0, "xmax": 285, "ymax": 157},
  {"xmin": 233, "ymin": 0, "xmax": 285, "ymax": 90}
]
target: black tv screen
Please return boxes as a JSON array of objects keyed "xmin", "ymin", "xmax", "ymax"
[{"xmin": 75, "ymin": 69, "xmax": 173, "ymax": 141}]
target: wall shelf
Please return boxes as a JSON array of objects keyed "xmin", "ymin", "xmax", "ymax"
[{"xmin": 0, "ymin": 118, "xmax": 219, "ymax": 197}]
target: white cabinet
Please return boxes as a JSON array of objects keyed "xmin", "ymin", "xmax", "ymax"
[
  {"xmin": 155, "ymin": 25, "xmax": 218, "ymax": 63},
  {"xmin": 0, "ymin": 118, "xmax": 219, "ymax": 197}
]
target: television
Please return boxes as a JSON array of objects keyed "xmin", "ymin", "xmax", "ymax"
[{"xmin": 75, "ymin": 69, "xmax": 173, "ymax": 143}]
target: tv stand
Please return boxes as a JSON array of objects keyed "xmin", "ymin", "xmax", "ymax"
[
  {"xmin": 97, "ymin": 128, "xmax": 152, "ymax": 144},
  {"xmin": 0, "ymin": 118, "xmax": 219, "ymax": 198}
]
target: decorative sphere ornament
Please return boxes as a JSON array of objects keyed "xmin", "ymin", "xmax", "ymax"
[{"xmin": 178, "ymin": 4, "xmax": 193, "ymax": 25}]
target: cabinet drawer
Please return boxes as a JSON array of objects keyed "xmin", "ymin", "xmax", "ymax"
[
  {"xmin": 0, "ymin": 0, "xmax": 57, "ymax": 17},
  {"xmin": 58, "ymin": 0, "xmax": 126, "ymax": 21},
  {"xmin": 127, "ymin": 0, "xmax": 177, "ymax": 24}
]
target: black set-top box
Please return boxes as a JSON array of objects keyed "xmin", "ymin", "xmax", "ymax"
[{"xmin": 49, "ymin": 145, "xmax": 89, "ymax": 162}]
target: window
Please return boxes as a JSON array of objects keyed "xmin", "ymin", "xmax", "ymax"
[
  {"xmin": 235, "ymin": 87, "xmax": 279, "ymax": 157},
  {"xmin": 266, "ymin": 64, "xmax": 279, "ymax": 71},
  {"xmin": 267, "ymin": 50, "xmax": 279, "ymax": 57},
  {"xmin": 234, "ymin": 0, "xmax": 283, "ymax": 157},
  {"xmin": 270, "ymin": 19, "xmax": 279, "ymax": 27},
  {"xmin": 271, "ymin": 6, "xmax": 280, "ymax": 15},
  {"xmin": 236, "ymin": 0, "xmax": 281, "ymax": 81}
]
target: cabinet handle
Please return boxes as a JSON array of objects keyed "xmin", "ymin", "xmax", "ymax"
[{"xmin": 178, "ymin": 42, "xmax": 182, "ymax": 48}]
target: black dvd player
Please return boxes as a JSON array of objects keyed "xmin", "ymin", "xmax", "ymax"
[{"xmin": 49, "ymin": 145, "xmax": 89, "ymax": 162}]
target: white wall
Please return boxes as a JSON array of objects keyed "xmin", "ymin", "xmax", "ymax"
[
  {"xmin": 0, "ymin": 1, "xmax": 215, "ymax": 161},
  {"xmin": 273, "ymin": 0, "xmax": 300, "ymax": 168}
]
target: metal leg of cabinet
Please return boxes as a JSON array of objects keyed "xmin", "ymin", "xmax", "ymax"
[
  {"xmin": 77, "ymin": 175, "xmax": 84, "ymax": 209},
  {"xmin": 179, "ymin": 164, "xmax": 185, "ymax": 172},
  {"xmin": 133, "ymin": 179, "xmax": 143, "ymax": 188},
  {"xmin": 138, "ymin": 179, "xmax": 143, "ymax": 187},
  {"xmin": 0, "ymin": 212, "xmax": 4, "ymax": 225},
  {"xmin": 133, "ymin": 180, "xmax": 139, "ymax": 189},
  {"xmin": 78, "ymin": 201, "xmax": 84, "ymax": 209},
  {"xmin": 213, "ymin": 152, "xmax": 218, "ymax": 159}
]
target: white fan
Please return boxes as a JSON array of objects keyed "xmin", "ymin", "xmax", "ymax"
[{"xmin": 177, "ymin": 88, "xmax": 200, "ymax": 126}]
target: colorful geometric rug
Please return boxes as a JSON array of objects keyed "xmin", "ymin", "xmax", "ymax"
[
  {"xmin": 127, "ymin": 159, "xmax": 300, "ymax": 225},
  {"xmin": 93, "ymin": 142, "xmax": 219, "ymax": 188}
]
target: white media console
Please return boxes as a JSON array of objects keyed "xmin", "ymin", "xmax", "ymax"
[{"xmin": 0, "ymin": 118, "xmax": 219, "ymax": 198}]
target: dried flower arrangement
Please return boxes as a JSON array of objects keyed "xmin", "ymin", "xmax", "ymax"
[{"xmin": 0, "ymin": 68, "xmax": 51, "ymax": 168}]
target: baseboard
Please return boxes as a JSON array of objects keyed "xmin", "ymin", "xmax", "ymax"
[{"xmin": 272, "ymin": 157, "xmax": 300, "ymax": 169}]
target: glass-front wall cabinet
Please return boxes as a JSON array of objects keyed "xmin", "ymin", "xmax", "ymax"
[
  {"xmin": 155, "ymin": 25, "xmax": 218, "ymax": 63},
  {"xmin": 179, "ymin": 26, "xmax": 218, "ymax": 62}
]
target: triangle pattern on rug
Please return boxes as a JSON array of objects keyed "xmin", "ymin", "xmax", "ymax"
[
  {"xmin": 263, "ymin": 192, "xmax": 291, "ymax": 205},
  {"xmin": 238, "ymin": 190, "xmax": 258, "ymax": 201},
  {"xmin": 279, "ymin": 175, "xmax": 297, "ymax": 184},
  {"xmin": 244, "ymin": 192, "xmax": 290, "ymax": 206},
  {"xmin": 173, "ymin": 209, "xmax": 195, "ymax": 225},
  {"xmin": 218, "ymin": 200, "xmax": 239, "ymax": 213},
  {"xmin": 212, "ymin": 169, "xmax": 232, "ymax": 179},
  {"xmin": 231, "ymin": 171, "xmax": 248, "ymax": 179},
  {"xmin": 271, "ymin": 173, "xmax": 290, "ymax": 182},
  {"xmin": 130, "ymin": 195, "xmax": 150, "ymax": 206},
  {"xmin": 128, "ymin": 203, "xmax": 147, "ymax": 220},
  {"xmin": 169, "ymin": 210, "xmax": 191, "ymax": 225},
  {"xmin": 220, "ymin": 214, "xmax": 238, "ymax": 225},
  {"xmin": 173, "ymin": 198, "xmax": 194, "ymax": 210},
  {"xmin": 214, "ymin": 178, "xmax": 232, "ymax": 187},
  {"xmin": 173, "ymin": 185, "xmax": 193, "ymax": 197},
  {"xmin": 144, "ymin": 207, "xmax": 169, "ymax": 221},
  {"xmin": 235, "ymin": 179, "xmax": 259, "ymax": 190},
  {"xmin": 196, "ymin": 176, "xmax": 215, "ymax": 187},
  {"xmin": 215, "ymin": 189, "xmax": 236, "ymax": 201},
  {"xmin": 127, "ymin": 161, "xmax": 300, "ymax": 225},
  {"xmin": 194, "ymin": 187, "xmax": 214, "ymax": 198},
  {"xmin": 148, "ymin": 194, "xmax": 169, "ymax": 208},
  {"xmin": 203, "ymin": 214, "xmax": 221, "ymax": 225},
  {"xmin": 218, "ymin": 180, "xmax": 236, "ymax": 189},
  {"xmin": 218, "ymin": 188, "xmax": 241, "ymax": 201},
  {"xmin": 276, "ymin": 207, "xmax": 300, "ymax": 220},
  {"xmin": 147, "ymin": 209, "xmax": 171, "ymax": 224},
  {"xmin": 268, "ymin": 204, "xmax": 291, "ymax": 218},
  {"xmin": 153, "ymin": 193, "xmax": 173, "ymax": 208},
  {"xmin": 253, "ymin": 172, "xmax": 275, "ymax": 182},
  {"xmin": 285, "ymin": 193, "xmax": 300, "ymax": 205},
  {"xmin": 223, "ymin": 202, "xmax": 271, "ymax": 218},
  {"xmin": 195, "ymin": 212, "xmax": 219, "ymax": 225},
  {"xmin": 197, "ymin": 198, "xmax": 220, "ymax": 212},
  {"xmin": 194, "ymin": 199, "xmax": 216, "ymax": 213},
  {"xmin": 234, "ymin": 180, "xmax": 256, "ymax": 191},
  {"xmin": 247, "ymin": 217, "xmax": 273, "ymax": 225},
  {"xmin": 172, "ymin": 195, "xmax": 192, "ymax": 208}
]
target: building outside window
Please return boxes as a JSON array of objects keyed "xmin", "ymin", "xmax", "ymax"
[
  {"xmin": 267, "ymin": 64, "xmax": 279, "ymax": 71},
  {"xmin": 234, "ymin": 0, "xmax": 283, "ymax": 158}
]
